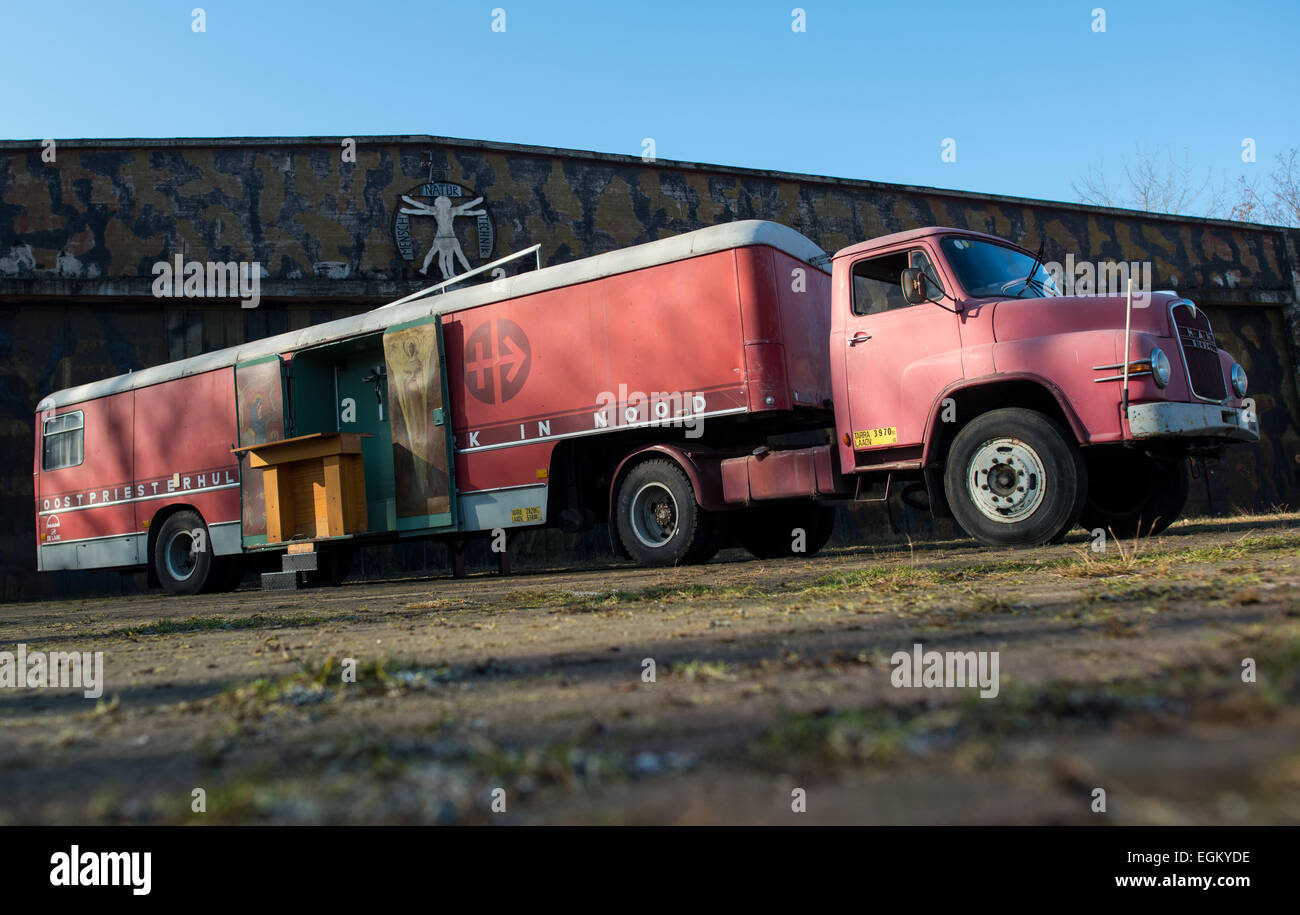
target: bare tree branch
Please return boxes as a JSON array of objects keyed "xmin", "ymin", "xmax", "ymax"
[{"xmin": 1072, "ymin": 145, "xmax": 1300, "ymax": 226}]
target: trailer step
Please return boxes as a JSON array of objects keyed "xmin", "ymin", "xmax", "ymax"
[
  {"xmin": 281, "ymin": 551, "xmax": 319, "ymax": 573},
  {"xmin": 260, "ymin": 570, "xmax": 301, "ymax": 591}
]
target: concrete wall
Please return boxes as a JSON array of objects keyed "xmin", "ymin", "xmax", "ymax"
[{"xmin": 2, "ymin": 136, "xmax": 1297, "ymax": 599}]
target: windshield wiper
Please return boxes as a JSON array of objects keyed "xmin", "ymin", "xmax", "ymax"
[{"xmin": 1014, "ymin": 242, "xmax": 1046, "ymax": 299}]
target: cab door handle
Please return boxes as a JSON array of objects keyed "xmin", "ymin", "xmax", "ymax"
[{"xmin": 849, "ymin": 332, "xmax": 871, "ymax": 345}]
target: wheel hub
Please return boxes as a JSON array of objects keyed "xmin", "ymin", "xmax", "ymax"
[
  {"xmin": 164, "ymin": 530, "xmax": 199, "ymax": 581},
  {"xmin": 630, "ymin": 482, "xmax": 679, "ymax": 549},
  {"xmin": 967, "ymin": 438, "xmax": 1046, "ymax": 524}
]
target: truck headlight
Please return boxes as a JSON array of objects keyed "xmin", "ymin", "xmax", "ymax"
[
  {"xmin": 1231, "ymin": 363, "xmax": 1248, "ymax": 398},
  {"xmin": 1150, "ymin": 346, "xmax": 1171, "ymax": 387}
]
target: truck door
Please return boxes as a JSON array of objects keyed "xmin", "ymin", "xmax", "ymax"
[
  {"xmin": 383, "ymin": 317, "xmax": 457, "ymax": 531},
  {"xmin": 843, "ymin": 246, "xmax": 963, "ymax": 456},
  {"xmin": 234, "ymin": 356, "xmax": 287, "ymax": 547}
]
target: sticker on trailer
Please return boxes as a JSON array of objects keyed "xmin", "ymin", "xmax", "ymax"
[
  {"xmin": 510, "ymin": 506, "xmax": 543, "ymax": 523},
  {"xmin": 853, "ymin": 427, "xmax": 899, "ymax": 448}
]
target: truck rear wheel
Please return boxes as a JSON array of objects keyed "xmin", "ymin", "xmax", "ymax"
[
  {"xmin": 737, "ymin": 502, "xmax": 835, "ymax": 559},
  {"xmin": 153, "ymin": 509, "xmax": 214, "ymax": 595},
  {"xmin": 615, "ymin": 459, "xmax": 717, "ymax": 567},
  {"xmin": 1078, "ymin": 451, "xmax": 1189, "ymax": 538},
  {"xmin": 944, "ymin": 408, "xmax": 1086, "ymax": 547}
]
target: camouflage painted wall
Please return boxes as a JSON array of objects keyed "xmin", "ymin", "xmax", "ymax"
[{"xmin": 2, "ymin": 136, "xmax": 1297, "ymax": 599}]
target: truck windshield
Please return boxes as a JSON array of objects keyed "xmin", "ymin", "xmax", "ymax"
[{"xmin": 940, "ymin": 236, "xmax": 1060, "ymax": 299}]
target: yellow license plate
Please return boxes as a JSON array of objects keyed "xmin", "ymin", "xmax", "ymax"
[
  {"xmin": 510, "ymin": 506, "xmax": 542, "ymax": 523},
  {"xmin": 853, "ymin": 427, "xmax": 898, "ymax": 448}
]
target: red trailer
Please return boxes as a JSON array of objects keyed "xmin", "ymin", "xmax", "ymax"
[
  {"xmin": 35, "ymin": 221, "xmax": 833, "ymax": 592},
  {"xmin": 36, "ymin": 219, "xmax": 1258, "ymax": 594}
]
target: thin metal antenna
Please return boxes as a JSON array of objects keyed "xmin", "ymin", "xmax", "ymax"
[{"xmin": 1121, "ymin": 277, "xmax": 1133, "ymax": 420}]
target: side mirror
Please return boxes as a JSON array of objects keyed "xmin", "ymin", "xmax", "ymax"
[{"xmin": 901, "ymin": 267, "xmax": 929, "ymax": 305}]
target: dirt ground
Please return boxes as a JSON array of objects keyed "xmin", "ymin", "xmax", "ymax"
[{"xmin": 3, "ymin": 512, "xmax": 1299, "ymax": 826}]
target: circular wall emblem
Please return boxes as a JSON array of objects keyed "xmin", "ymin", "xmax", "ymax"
[
  {"xmin": 393, "ymin": 181, "xmax": 496, "ymax": 280},
  {"xmin": 464, "ymin": 318, "xmax": 531, "ymax": 404}
]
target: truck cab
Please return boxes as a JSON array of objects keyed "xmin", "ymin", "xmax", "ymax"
[{"xmin": 827, "ymin": 226, "xmax": 1259, "ymax": 545}]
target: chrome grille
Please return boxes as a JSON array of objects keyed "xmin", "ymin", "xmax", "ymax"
[{"xmin": 1171, "ymin": 302, "xmax": 1227, "ymax": 401}]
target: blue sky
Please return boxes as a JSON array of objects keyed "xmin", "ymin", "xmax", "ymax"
[{"xmin": 4, "ymin": 0, "xmax": 1297, "ymax": 208}]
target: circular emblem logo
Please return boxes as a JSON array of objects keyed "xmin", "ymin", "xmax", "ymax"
[
  {"xmin": 464, "ymin": 318, "xmax": 531, "ymax": 404},
  {"xmin": 393, "ymin": 181, "xmax": 495, "ymax": 280}
]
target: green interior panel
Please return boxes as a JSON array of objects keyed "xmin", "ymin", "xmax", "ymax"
[
  {"xmin": 289, "ymin": 335, "xmax": 397, "ymax": 533},
  {"xmin": 288, "ymin": 356, "xmax": 336, "ymax": 440}
]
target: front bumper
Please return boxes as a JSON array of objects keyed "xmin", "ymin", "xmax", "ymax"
[{"xmin": 1127, "ymin": 401, "xmax": 1259, "ymax": 442}]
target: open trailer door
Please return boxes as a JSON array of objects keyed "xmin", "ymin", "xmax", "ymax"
[
  {"xmin": 383, "ymin": 317, "xmax": 457, "ymax": 532},
  {"xmin": 234, "ymin": 355, "xmax": 288, "ymax": 548}
]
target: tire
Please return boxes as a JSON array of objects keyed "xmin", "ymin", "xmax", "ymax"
[
  {"xmin": 943, "ymin": 408, "xmax": 1086, "ymax": 548},
  {"xmin": 153, "ymin": 509, "xmax": 214, "ymax": 595},
  {"xmin": 614, "ymin": 459, "xmax": 717, "ymax": 567},
  {"xmin": 1078, "ymin": 451, "xmax": 1189, "ymax": 538},
  {"xmin": 737, "ymin": 502, "xmax": 835, "ymax": 559}
]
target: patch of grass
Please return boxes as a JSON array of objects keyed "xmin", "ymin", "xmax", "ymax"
[
  {"xmin": 512, "ymin": 550, "xmax": 1183, "ymax": 615},
  {"xmin": 1092, "ymin": 581, "xmax": 1182, "ymax": 604},
  {"xmin": 936, "ymin": 557, "xmax": 1071, "ymax": 581},
  {"xmin": 800, "ymin": 566, "xmax": 940, "ymax": 595},
  {"xmin": 1101, "ymin": 615, "xmax": 1143, "ymax": 638},
  {"xmin": 102, "ymin": 612, "xmax": 341, "ymax": 640},
  {"xmin": 562, "ymin": 583, "xmax": 756, "ymax": 612},
  {"xmin": 968, "ymin": 594, "xmax": 1015, "ymax": 615},
  {"xmin": 1057, "ymin": 529, "xmax": 1300, "ymax": 580},
  {"xmin": 467, "ymin": 740, "xmax": 625, "ymax": 787},
  {"xmin": 401, "ymin": 598, "xmax": 473, "ymax": 612},
  {"xmin": 758, "ymin": 706, "xmax": 916, "ymax": 766},
  {"xmin": 1169, "ymin": 531, "xmax": 1300, "ymax": 564},
  {"xmin": 1063, "ymin": 529, "xmax": 1153, "ymax": 577},
  {"xmin": 541, "ymin": 566, "xmax": 953, "ymax": 613},
  {"xmin": 209, "ymin": 654, "xmax": 509, "ymax": 720},
  {"xmin": 671, "ymin": 659, "xmax": 735, "ymax": 682},
  {"xmin": 750, "ymin": 632, "xmax": 1300, "ymax": 771}
]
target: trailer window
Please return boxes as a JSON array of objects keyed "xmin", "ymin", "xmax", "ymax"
[{"xmin": 42, "ymin": 411, "xmax": 84, "ymax": 471}]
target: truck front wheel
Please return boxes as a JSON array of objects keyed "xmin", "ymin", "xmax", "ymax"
[
  {"xmin": 615, "ymin": 459, "xmax": 717, "ymax": 567},
  {"xmin": 1078, "ymin": 451, "xmax": 1189, "ymax": 538},
  {"xmin": 153, "ymin": 509, "xmax": 214, "ymax": 595},
  {"xmin": 944, "ymin": 408, "xmax": 1086, "ymax": 547}
]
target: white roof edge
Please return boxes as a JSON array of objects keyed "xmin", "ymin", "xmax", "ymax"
[{"xmin": 37, "ymin": 220, "xmax": 826, "ymax": 411}]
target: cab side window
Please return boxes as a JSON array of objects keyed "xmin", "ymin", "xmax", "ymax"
[
  {"xmin": 852, "ymin": 249, "xmax": 942, "ymax": 316},
  {"xmin": 42, "ymin": 411, "xmax": 84, "ymax": 471},
  {"xmin": 851, "ymin": 251, "xmax": 909, "ymax": 316}
]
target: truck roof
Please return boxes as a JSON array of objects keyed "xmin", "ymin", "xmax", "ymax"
[
  {"xmin": 37, "ymin": 219, "xmax": 827, "ymax": 412},
  {"xmin": 832, "ymin": 225, "xmax": 1030, "ymax": 261}
]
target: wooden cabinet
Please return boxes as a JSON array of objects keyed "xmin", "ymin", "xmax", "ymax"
[{"xmin": 233, "ymin": 433, "xmax": 368, "ymax": 542}]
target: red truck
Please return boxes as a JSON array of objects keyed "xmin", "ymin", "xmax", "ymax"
[{"xmin": 34, "ymin": 220, "xmax": 1259, "ymax": 594}]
